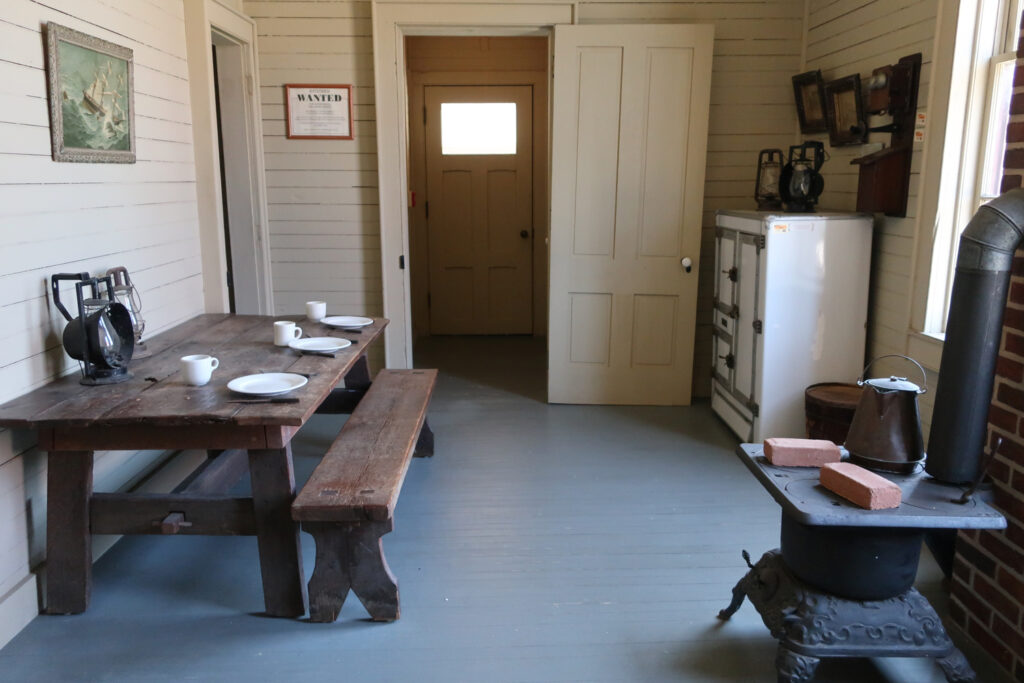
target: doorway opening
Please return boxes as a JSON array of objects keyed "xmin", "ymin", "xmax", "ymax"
[
  {"xmin": 405, "ymin": 36, "xmax": 550, "ymax": 390},
  {"xmin": 210, "ymin": 28, "xmax": 271, "ymax": 314}
]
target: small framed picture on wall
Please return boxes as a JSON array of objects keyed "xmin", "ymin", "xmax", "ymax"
[
  {"xmin": 791, "ymin": 70, "xmax": 828, "ymax": 135},
  {"xmin": 285, "ymin": 84, "xmax": 353, "ymax": 140}
]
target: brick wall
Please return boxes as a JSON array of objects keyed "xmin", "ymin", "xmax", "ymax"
[{"xmin": 948, "ymin": 17, "xmax": 1024, "ymax": 682}]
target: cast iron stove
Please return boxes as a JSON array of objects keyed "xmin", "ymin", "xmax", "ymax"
[{"xmin": 718, "ymin": 444, "xmax": 1006, "ymax": 683}]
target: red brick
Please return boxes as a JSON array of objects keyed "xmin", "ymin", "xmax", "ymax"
[
  {"xmin": 992, "ymin": 483, "xmax": 1024, "ymax": 522},
  {"xmin": 1014, "ymin": 256, "xmax": 1024, "ymax": 276},
  {"xmin": 997, "ymin": 565, "xmax": 1024, "ymax": 603},
  {"xmin": 1014, "ymin": 64, "xmax": 1024, "ymax": 87},
  {"xmin": 954, "ymin": 555, "xmax": 973, "ymax": 583},
  {"xmin": 819, "ymin": 462, "xmax": 901, "ymax": 509},
  {"xmin": 995, "ymin": 435, "xmax": 1024, "ymax": 464},
  {"xmin": 1009, "ymin": 122, "xmax": 1024, "ymax": 143},
  {"xmin": 990, "ymin": 455, "xmax": 1012, "ymax": 486},
  {"xmin": 1007, "ymin": 515, "xmax": 1024, "ymax": 551},
  {"xmin": 949, "ymin": 598, "xmax": 967, "ymax": 628},
  {"xmin": 991, "ymin": 405, "xmax": 1020, "ymax": 434},
  {"xmin": 1005, "ymin": 307, "xmax": 1024, "ymax": 334},
  {"xmin": 1012, "ymin": 93, "xmax": 1024, "ymax": 116},
  {"xmin": 980, "ymin": 528, "xmax": 1024, "ymax": 568},
  {"xmin": 763, "ymin": 438, "xmax": 841, "ymax": 467},
  {"xmin": 1005, "ymin": 175, "xmax": 1024, "ymax": 193},
  {"xmin": 1000, "ymin": 355, "xmax": 1024, "ymax": 382},
  {"xmin": 958, "ymin": 534, "xmax": 998, "ymax": 576},
  {"xmin": 1006, "ymin": 332, "xmax": 1024, "ymax": 358},
  {"xmin": 975, "ymin": 571, "xmax": 1021, "ymax": 623},
  {"xmin": 991, "ymin": 612, "xmax": 1024, "ymax": 655},
  {"xmin": 998, "ymin": 382, "xmax": 1024, "ymax": 411},
  {"xmin": 954, "ymin": 578, "xmax": 994, "ymax": 624},
  {"xmin": 967, "ymin": 615, "xmax": 1015, "ymax": 670}
]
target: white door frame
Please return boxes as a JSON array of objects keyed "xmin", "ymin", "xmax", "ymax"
[
  {"xmin": 371, "ymin": 2, "xmax": 572, "ymax": 368},
  {"xmin": 184, "ymin": 0, "xmax": 273, "ymax": 314}
]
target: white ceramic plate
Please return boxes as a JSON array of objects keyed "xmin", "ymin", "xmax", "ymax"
[
  {"xmin": 322, "ymin": 315, "xmax": 373, "ymax": 328},
  {"xmin": 289, "ymin": 337, "xmax": 353, "ymax": 353},
  {"xmin": 227, "ymin": 373, "xmax": 308, "ymax": 396}
]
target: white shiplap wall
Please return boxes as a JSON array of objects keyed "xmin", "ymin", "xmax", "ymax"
[
  {"xmin": 246, "ymin": 0, "xmax": 804, "ymax": 395},
  {"xmin": 803, "ymin": 0, "xmax": 940, "ymax": 429},
  {"xmin": 244, "ymin": 1, "xmax": 379, "ymax": 319},
  {"xmin": 0, "ymin": 0, "xmax": 204, "ymax": 645}
]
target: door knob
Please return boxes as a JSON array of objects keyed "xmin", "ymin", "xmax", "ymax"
[
  {"xmin": 520, "ymin": 230, "xmax": 529, "ymax": 239},
  {"xmin": 681, "ymin": 257, "xmax": 693, "ymax": 273}
]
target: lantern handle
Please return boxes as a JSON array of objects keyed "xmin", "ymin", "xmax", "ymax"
[
  {"xmin": 50, "ymin": 272, "xmax": 91, "ymax": 322},
  {"xmin": 857, "ymin": 354, "xmax": 928, "ymax": 394}
]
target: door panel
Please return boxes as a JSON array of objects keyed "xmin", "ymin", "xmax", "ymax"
[
  {"xmin": 425, "ymin": 85, "xmax": 533, "ymax": 334},
  {"xmin": 549, "ymin": 25, "xmax": 714, "ymax": 405}
]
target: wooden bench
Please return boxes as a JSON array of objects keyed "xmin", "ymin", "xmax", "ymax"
[{"xmin": 292, "ymin": 368, "xmax": 438, "ymax": 622}]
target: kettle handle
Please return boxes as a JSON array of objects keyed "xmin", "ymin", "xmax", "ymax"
[{"xmin": 857, "ymin": 354, "xmax": 928, "ymax": 394}]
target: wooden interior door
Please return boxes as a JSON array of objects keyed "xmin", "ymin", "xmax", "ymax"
[
  {"xmin": 548, "ymin": 25, "xmax": 714, "ymax": 405},
  {"xmin": 424, "ymin": 85, "xmax": 533, "ymax": 334}
]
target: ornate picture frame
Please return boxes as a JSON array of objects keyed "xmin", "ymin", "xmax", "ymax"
[
  {"xmin": 46, "ymin": 22, "xmax": 136, "ymax": 163},
  {"xmin": 824, "ymin": 74, "xmax": 868, "ymax": 147},
  {"xmin": 792, "ymin": 70, "xmax": 828, "ymax": 134}
]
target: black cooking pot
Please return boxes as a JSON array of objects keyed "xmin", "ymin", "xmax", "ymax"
[{"xmin": 780, "ymin": 515, "xmax": 923, "ymax": 601}]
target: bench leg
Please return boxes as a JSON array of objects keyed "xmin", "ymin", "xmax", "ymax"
[
  {"xmin": 303, "ymin": 519, "xmax": 399, "ymax": 623},
  {"xmin": 414, "ymin": 419, "xmax": 434, "ymax": 458}
]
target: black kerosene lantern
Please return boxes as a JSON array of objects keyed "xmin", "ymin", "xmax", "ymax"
[{"xmin": 51, "ymin": 273, "xmax": 135, "ymax": 385}]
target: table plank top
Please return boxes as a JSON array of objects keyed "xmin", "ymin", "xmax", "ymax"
[{"xmin": 0, "ymin": 314, "xmax": 387, "ymax": 430}]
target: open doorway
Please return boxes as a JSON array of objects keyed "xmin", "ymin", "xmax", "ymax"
[
  {"xmin": 210, "ymin": 28, "xmax": 271, "ymax": 314},
  {"xmin": 405, "ymin": 37, "xmax": 550, "ymax": 389}
]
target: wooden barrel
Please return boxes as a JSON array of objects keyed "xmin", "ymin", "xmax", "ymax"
[{"xmin": 805, "ymin": 382, "xmax": 862, "ymax": 443}]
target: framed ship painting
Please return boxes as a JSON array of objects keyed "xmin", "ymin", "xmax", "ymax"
[{"xmin": 46, "ymin": 23, "xmax": 136, "ymax": 163}]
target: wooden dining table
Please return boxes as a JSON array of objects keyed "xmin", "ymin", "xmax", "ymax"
[{"xmin": 0, "ymin": 313, "xmax": 387, "ymax": 618}]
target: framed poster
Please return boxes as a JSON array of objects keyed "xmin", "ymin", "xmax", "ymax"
[
  {"xmin": 791, "ymin": 70, "xmax": 827, "ymax": 135},
  {"xmin": 285, "ymin": 84, "xmax": 353, "ymax": 139},
  {"xmin": 46, "ymin": 22, "xmax": 136, "ymax": 163}
]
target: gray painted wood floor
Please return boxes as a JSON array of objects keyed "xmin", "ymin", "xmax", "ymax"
[{"xmin": 0, "ymin": 336, "xmax": 1008, "ymax": 682}]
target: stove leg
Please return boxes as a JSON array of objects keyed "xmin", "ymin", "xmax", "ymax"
[
  {"xmin": 717, "ymin": 579, "xmax": 747, "ymax": 620},
  {"xmin": 775, "ymin": 645, "xmax": 819, "ymax": 683},
  {"xmin": 937, "ymin": 649, "xmax": 976, "ymax": 682}
]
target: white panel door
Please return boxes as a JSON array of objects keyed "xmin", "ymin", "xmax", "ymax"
[
  {"xmin": 424, "ymin": 86, "xmax": 533, "ymax": 334},
  {"xmin": 548, "ymin": 25, "xmax": 714, "ymax": 405}
]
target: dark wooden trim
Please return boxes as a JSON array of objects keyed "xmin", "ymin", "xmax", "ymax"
[
  {"xmin": 48, "ymin": 425, "xmax": 272, "ymax": 451},
  {"xmin": 344, "ymin": 355, "xmax": 372, "ymax": 390},
  {"xmin": 174, "ymin": 449, "xmax": 249, "ymax": 496},
  {"xmin": 248, "ymin": 446, "xmax": 307, "ymax": 618},
  {"xmin": 45, "ymin": 451, "xmax": 93, "ymax": 614},
  {"xmin": 90, "ymin": 493, "xmax": 257, "ymax": 535},
  {"xmin": 313, "ymin": 388, "xmax": 368, "ymax": 415}
]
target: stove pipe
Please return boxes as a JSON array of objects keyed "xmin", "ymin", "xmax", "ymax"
[{"xmin": 927, "ymin": 188, "xmax": 1024, "ymax": 483}]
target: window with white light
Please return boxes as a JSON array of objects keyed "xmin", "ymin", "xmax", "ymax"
[
  {"xmin": 440, "ymin": 102, "xmax": 517, "ymax": 155},
  {"xmin": 925, "ymin": 0, "xmax": 1022, "ymax": 335}
]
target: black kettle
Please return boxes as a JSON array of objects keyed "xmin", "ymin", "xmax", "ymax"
[{"xmin": 845, "ymin": 354, "xmax": 927, "ymax": 473}]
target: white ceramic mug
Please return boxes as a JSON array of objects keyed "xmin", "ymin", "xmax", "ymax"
[
  {"xmin": 181, "ymin": 354, "xmax": 219, "ymax": 386},
  {"xmin": 274, "ymin": 320, "xmax": 303, "ymax": 346},
  {"xmin": 306, "ymin": 300, "xmax": 327, "ymax": 322}
]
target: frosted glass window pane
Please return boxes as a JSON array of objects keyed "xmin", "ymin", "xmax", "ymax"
[{"xmin": 441, "ymin": 103, "xmax": 516, "ymax": 155}]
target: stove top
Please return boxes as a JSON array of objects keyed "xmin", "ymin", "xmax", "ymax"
[{"xmin": 736, "ymin": 443, "xmax": 1007, "ymax": 529}]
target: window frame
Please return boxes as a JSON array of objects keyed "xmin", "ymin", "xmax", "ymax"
[{"xmin": 923, "ymin": 0, "xmax": 1022, "ymax": 336}]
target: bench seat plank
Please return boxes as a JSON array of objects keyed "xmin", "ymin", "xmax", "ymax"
[{"xmin": 293, "ymin": 369, "xmax": 437, "ymax": 523}]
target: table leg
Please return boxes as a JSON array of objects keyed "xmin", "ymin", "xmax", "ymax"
[
  {"xmin": 45, "ymin": 451, "xmax": 94, "ymax": 614},
  {"xmin": 248, "ymin": 445, "xmax": 307, "ymax": 617}
]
